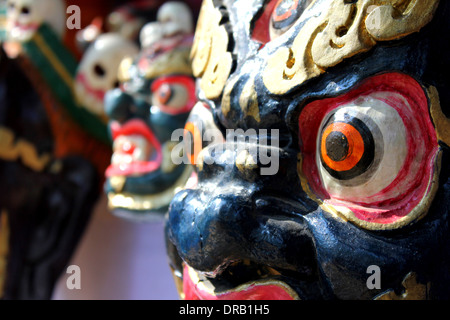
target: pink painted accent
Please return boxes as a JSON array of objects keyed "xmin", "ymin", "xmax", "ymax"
[
  {"xmin": 298, "ymin": 72, "xmax": 439, "ymax": 225},
  {"xmin": 76, "ymin": 72, "xmax": 106, "ymax": 103}
]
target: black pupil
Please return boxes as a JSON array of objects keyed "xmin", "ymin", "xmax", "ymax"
[
  {"xmin": 320, "ymin": 116, "xmax": 376, "ymax": 181},
  {"xmin": 21, "ymin": 6, "xmax": 30, "ymax": 14},
  {"xmin": 94, "ymin": 64, "xmax": 106, "ymax": 77},
  {"xmin": 159, "ymin": 84, "xmax": 173, "ymax": 104},
  {"xmin": 272, "ymin": 0, "xmax": 308, "ymax": 31},
  {"xmin": 325, "ymin": 131, "xmax": 349, "ymax": 162},
  {"xmin": 160, "ymin": 87, "xmax": 169, "ymax": 98}
]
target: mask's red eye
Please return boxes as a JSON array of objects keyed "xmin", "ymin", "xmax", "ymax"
[
  {"xmin": 298, "ymin": 73, "xmax": 440, "ymax": 230},
  {"xmin": 252, "ymin": 0, "xmax": 312, "ymax": 45},
  {"xmin": 151, "ymin": 75, "xmax": 196, "ymax": 115},
  {"xmin": 272, "ymin": 0, "xmax": 302, "ymax": 28},
  {"xmin": 270, "ymin": 0, "xmax": 312, "ymax": 39}
]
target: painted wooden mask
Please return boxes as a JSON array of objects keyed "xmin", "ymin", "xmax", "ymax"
[
  {"xmin": 103, "ymin": 2, "xmax": 196, "ymax": 221},
  {"xmin": 75, "ymin": 33, "xmax": 139, "ymax": 117},
  {"xmin": 166, "ymin": 0, "xmax": 450, "ymax": 299},
  {"xmin": 0, "ymin": 49, "xmax": 100, "ymax": 300}
]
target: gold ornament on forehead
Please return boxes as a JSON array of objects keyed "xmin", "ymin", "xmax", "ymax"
[
  {"xmin": 191, "ymin": 0, "xmax": 439, "ymax": 99},
  {"xmin": 190, "ymin": 0, "xmax": 233, "ymax": 100},
  {"xmin": 264, "ymin": 0, "xmax": 440, "ymax": 95}
]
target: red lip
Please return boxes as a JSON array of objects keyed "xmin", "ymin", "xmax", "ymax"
[
  {"xmin": 14, "ymin": 22, "xmax": 40, "ymax": 32},
  {"xmin": 183, "ymin": 265, "xmax": 298, "ymax": 300},
  {"xmin": 105, "ymin": 119, "xmax": 162, "ymax": 177},
  {"xmin": 75, "ymin": 73, "xmax": 106, "ymax": 103}
]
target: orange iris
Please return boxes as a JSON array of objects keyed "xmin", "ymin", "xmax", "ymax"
[
  {"xmin": 320, "ymin": 122, "xmax": 365, "ymax": 172},
  {"xmin": 184, "ymin": 122, "xmax": 203, "ymax": 165},
  {"xmin": 156, "ymin": 84, "xmax": 172, "ymax": 105}
]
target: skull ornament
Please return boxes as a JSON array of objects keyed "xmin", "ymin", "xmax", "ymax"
[
  {"xmin": 166, "ymin": 0, "xmax": 450, "ymax": 300},
  {"xmin": 140, "ymin": 1, "xmax": 194, "ymax": 49},
  {"xmin": 103, "ymin": 2, "xmax": 196, "ymax": 221},
  {"xmin": 6, "ymin": 0, "xmax": 65, "ymax": 42},
  {"xmin": 75, "ymin": 33, "xmax": 139, "ymax": 117}
]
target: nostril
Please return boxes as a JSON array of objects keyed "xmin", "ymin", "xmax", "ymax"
[{"xmin": 168, "ymin": 185, "xmax": 317, "ymax": 275}]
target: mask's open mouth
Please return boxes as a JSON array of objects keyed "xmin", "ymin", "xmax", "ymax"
[
  {"xmin": 106, "ymin": 119, "xmax": 162, "ymax": 177},
  {"xmin": 182, "ymin": 262, "xmax": 299, "ymax": 300}
]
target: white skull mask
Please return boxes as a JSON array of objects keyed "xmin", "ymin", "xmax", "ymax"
[
  {"xmin": 6, "ymin": 0, "xmax": 66, "ymax": 42},
  {"xmin": 139, "ymin": 22, "xmax": 163, "ymax": 49},
  {"xmin": 157, "ymin": 1, "xmax": 193, "ymax": 37},
  {"xmin": 74, "ymin": 33, "xmax": 139, "ymax": 117},
  {"xmin": 140, "ymin": 1, "xmax": 194, "ymax": 49}
]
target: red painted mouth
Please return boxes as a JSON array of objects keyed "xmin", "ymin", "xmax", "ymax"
[
  {"xmin": 75, "ymin": 72, "xmax": 107, "ymax": 103},
  {"xmin": 105, "ymin": 119, "xmax": 162, "ymax": 177},
  {"xmin": 14, "ymin": 22, "xmax": 40, "ymax": 32},
  {"xmin": 183, "ymin": 265, "xmax": 298, "ymax": 300}
]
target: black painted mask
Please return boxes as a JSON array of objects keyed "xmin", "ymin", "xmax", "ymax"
[
  {"xmin": 103, "ymin": 2, "xmax": 197, "ymax": 221},
  {"xmin": 0, "ymin": 50, "xmax": 99, "ymax": 300},
  {"xmin": 166, "ymin": 0, "xmax": 450, "ymax": 300}
]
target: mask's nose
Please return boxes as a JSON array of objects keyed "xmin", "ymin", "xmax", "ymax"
[
  {"xmin": 167, "ymin": 140, "xmax": 318, "ymax": 275},
  {"xmin": 104, "ymin": 88, "xmax": 151, "ymax": 123},
  {"xmin": 104, "ymin": 88, "xmax": 134, "ymax": 123}
]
